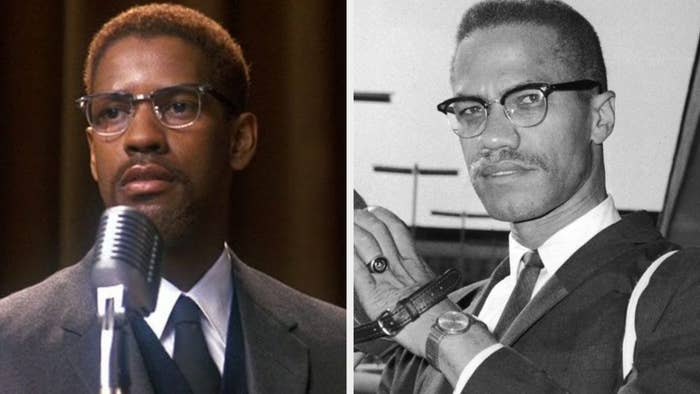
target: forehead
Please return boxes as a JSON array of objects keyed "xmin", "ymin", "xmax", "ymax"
[
  {"xmin": 451, "ymin": 24, "xmax": 570, "ymax": 95},
  {"xmin": 92, "ymin": 35, "xmax": 209, "ymax": 93}
]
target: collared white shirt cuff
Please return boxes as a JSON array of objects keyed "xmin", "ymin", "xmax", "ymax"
[{"xmin": 452, "ymin": 343, "xmax": 503, "ymax": 394}]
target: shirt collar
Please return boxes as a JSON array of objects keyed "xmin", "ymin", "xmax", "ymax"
[
  {"xmin": 508, "ymin": 195, "xmax": 621, "ymax": 276},
  {"xmin": 144, "ymin": 245, "xmax": 233, "ymax": 345}
]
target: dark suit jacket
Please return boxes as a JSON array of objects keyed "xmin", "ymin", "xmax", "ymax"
[
  {"xmin": 380, "ymin": 212, "xmax": 700, "ymax": 393},
  {"xmin": 0, "ymin": 253, "xmax": 345, "ymax": 393}
]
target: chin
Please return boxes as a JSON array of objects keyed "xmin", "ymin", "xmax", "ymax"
[
  {"xmin": 153, "ymin": 207, "xmax": 196, "ymax": 246},
  {"xmin": 485, "ymin": 204, "xmax": 538, "ymax": 223},
  {"xmin": 478, "ymin": 188, "xmax": 553, "ymax": 223},
  {"xmin": 110, "ymin": 200, "xmax": 196, "ymax": 247}
]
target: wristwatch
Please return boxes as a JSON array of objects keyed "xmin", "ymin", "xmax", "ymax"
[{"xmin": 425, "ymin": 310, "xmax": 474, "ymax": 370}]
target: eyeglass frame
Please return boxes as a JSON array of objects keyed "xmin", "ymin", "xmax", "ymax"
[
  {"xmin": 436, "ymin": 79, "xmax": 602, "ymax": 138},
  {"xmin": 75, "ymin": 83, "xmax": 236, "ymax": 137}
]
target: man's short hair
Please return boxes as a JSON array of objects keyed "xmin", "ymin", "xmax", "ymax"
[
  {"xmin": 453, "ymin": 0, "xmax": 607, "ymax": 91},
  {"xmin": 83, "ymin": 3, "xmax": 249, "ymax": 112}
]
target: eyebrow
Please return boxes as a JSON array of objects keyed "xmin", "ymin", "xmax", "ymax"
[
  {"xmin": 91, "ymin": 82, "xmax": 202, "ymax": 96},
  {"xmin": 454, "ymin": 78, "xmax": 547, "ymax": 101},
  {"xmin": 93, "ymin": 90, "xmax": 133, "ymax": 96}
]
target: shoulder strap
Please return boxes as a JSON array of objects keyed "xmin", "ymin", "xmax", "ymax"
[{"xmin": 621, "ymin": 249, "xmax": 679, "ymax": 379}]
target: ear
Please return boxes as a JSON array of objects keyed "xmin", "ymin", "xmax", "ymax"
[
  {"xmin": 86, "ymin": 127, "xmax": 99, "ymax": 181},
  {"xmin": 590, "ymin": 90, "xmax": 615, "ymax": 144},
  {"xmin": 229, "ymin": 112, "xmax": 258, "ymax": 171}
]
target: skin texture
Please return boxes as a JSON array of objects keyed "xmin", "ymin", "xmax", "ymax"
[
  {"xmin": 354, "ymin": 23, "xmax": 616, "ymax": 386},
  {"xmin": 86, "ymin": 35, "xmax": 258, "ymax": 290}
]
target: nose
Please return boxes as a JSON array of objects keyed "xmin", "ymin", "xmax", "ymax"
[
  {"xmin": 122, "ymin": 102, "xmax": 169, "ymax": 155},
  {"xmin": 477, "ymin": 104, "xmax": 520, "ymax": 153}
]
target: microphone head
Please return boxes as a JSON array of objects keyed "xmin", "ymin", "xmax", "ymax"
[{"xmin": 91, "ymin": 206, "xmax": 163, "ymax": 317}]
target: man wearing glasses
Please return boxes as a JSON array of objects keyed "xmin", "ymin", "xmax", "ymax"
[
  {"xmin": 355, "ymin": 0, "xmax": 700, "ymax": 392},
  {"xmin": 0, "ymin": 4, "xmax": 344, "ymax": 393}
]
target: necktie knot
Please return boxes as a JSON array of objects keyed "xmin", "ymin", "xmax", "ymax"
[
  {"xmin": 522, "ymin": 250, "xmax": 543, "ymax": 271},
  {"xmin": 172, "ymin": 295, "xmax": 202, "ymax": 325}
]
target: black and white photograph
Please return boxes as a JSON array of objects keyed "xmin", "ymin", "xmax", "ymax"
[{"xmin": 354, "ymin": 0, "xmax": 700, "ymax": 393}]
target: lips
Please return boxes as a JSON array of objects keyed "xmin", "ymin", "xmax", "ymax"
[
  {"xmin": 120, "ymin": 164, "xmax": 177, "ymax": 196},
  {"xmin": 478, "ymin": 161, "xmax": 535, "ymax": 178}
]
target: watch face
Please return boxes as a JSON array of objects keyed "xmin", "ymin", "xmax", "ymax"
[{"xmin": 437, "ymin": 311, "xmax": 471, "ymax": 334}]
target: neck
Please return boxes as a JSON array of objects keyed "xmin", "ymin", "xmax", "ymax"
[
  {"xmin": 162, "ymin": 203, "xmax": 230, "ymax": 292},
  {"xmin": 162, "ymin": 235, "xmax": 225, "ymax": 292},
  {"xmin": 511, "ymin": 191, "xmax": 606, "ymax": 249}
]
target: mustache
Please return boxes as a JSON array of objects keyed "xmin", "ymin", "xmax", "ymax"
[
  {"xmin": 112, "ymin": 154, "xmax": 188, "ymax": 186},
  {"xmin": 469, "ymin": 149, "xmax": 549, "ymax": 176}
]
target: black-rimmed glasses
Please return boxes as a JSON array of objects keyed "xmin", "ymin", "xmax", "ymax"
[
  {"xmin": 436, "ymin": 79, "xmax": 601, "ymax": 138},
  {"xmin": 76, "ymin": 83, "xmax": 234, "ymax": 137}
]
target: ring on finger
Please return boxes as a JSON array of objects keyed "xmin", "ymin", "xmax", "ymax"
[{"xmin": 366, "ymin": 255, "xmax": 389, "ymax": 273}]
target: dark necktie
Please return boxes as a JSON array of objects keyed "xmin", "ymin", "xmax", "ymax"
[
  {"xmin": 171, "ymin": 295, "xmax": 221, "ymax": 394},
  {"xmin": 493, "ymin": 250, "xmax": 544, "ymax": 339}
]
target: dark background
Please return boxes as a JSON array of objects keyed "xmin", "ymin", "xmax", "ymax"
[{"xmin": 0, "ymin": 0, "xmax": 346, "ymax": 307}]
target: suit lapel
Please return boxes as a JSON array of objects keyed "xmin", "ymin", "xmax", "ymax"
[
  {"xmin": 500, "ymin": 275, "xmax": 568, "ymax": 345},
  {"xmin": 230, "ymin": 257, "xmax": 309, "ymax": 394},
  {"xmin": 499, "ymin": 212, "xmax": 666, "ymax": 345},
  {"xmin": 62, "ymin": 306, "xmax": 100, "ymax": 393},
  {"xmin": 61, "ymin": 254, "xmax": 154, "ymax": 394},
  {"xmin": 466, "ymin": 258, "xmax": 509, "ymax": 315}
]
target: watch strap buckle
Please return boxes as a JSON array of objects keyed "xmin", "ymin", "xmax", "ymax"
[{"xmin": 354, "ymin": 268, "xmax": 461, "ymax": 346}]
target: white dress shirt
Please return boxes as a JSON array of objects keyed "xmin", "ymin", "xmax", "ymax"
[
  {"xmin": 144, "ymin": 245, "xmax": 233, "ymax": 375},
  {"xmin": 453, "ymin": 196, "xmax": 621, "ymax": 393}
]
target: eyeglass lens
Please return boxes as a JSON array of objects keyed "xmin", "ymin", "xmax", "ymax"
[
  {"xmin": 86, "ymin": 85, "xmax": 202, "ymax": 135},
  {"xmin": 446, "ymin": 88, "xmax": 546, "ymax": 137}
]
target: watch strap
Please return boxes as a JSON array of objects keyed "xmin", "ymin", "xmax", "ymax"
[
  {"xmin": 425, "ymin": 323, "xmax": 445, "ymax": 369},
  {"xmin": 354, "ymin": 268, "xmax": 461, "ymax": 345}
]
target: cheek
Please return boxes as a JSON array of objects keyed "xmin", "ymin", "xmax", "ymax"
[
  {"xmin": 460, "ymin": 139, "xmax": 479, "ymax": 177},
  {"xmin": 91, "ymin": 144, "xmax": 116, "ymax": 181},
  {"xmin": 551, "ymin": 121, "xmax": 591, "ymax": 171},
  {"xmin": 174, "ymin": 130, "xmax": 231, "ymax": 185},
  {"xmin": 90, "ymin": 144, "xmax": 122, "ymax": 204},
  {"xmin": 538, "ymin": 123, "xmax": 593, "ymax": 202}
]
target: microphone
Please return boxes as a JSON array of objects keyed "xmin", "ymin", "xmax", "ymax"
[
  {"xmin": 91, "ymin": 205, "xmax": 163, "ymax": 317},
  {"xmin": 91, "ymin": 206, "xmax": 163, "ymax": 393}
]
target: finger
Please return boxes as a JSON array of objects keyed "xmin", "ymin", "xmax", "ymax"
[
  {"xmin": 354, "ymin": 249, "xmax": 406, "ymax": 319},
  {"xmin": 368, "ymin": 206, "xmax": 435, "ymax": 280},
  {"xmin": 353, "ymin": 251, "xmax": 384, "ymax": 320},
  {"xmin": 367, "ymin": 206, "xmax": 419, "ymax": 260},
  {"xmin": 353, "ymin": 220, "xmax": 384, "ymax": 266},
  {"xmin": 355, "ymin": 209, "xmax": 413, "ymax": 280},
  {"xmin": 354, "ymin": 222, "xmax": 404, "ymax": 287},
  {"xmin": 353, "ymin": 248, "xmax": 375, "ymax": 290}
]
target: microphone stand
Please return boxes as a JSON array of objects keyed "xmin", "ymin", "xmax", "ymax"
[{"xmin": 97, "ymin": 285, "xmax": 127, "ymax": 394}]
